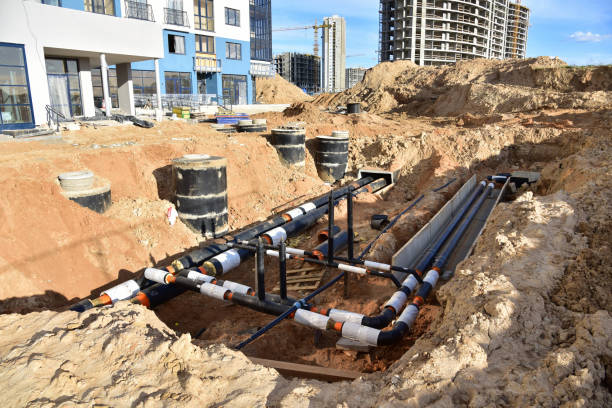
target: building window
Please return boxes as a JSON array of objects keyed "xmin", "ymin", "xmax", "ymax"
[
  {"xmin": 222, "ymin": 74, "xmax": 247, "ymax": 105},
  {"xmin": 194, "ymin": 0, "xmax": 214, "ymax": 31},
  {"xmin": 168, "ymin": 34, "xmax": 186, "ymax": 54},
  {"xmin": 0, "ymin": 43, "xmax": 34, "ymax": 129},
  {"xmin": 132, "ymin": 70, "xmax": 157, "ymax": 95},
  {"xmin": 45, "ymin": 58, "xmax": 82, "ymax": 118},
  {"xmin": 225, "ymin": 7, "xmax": 240, "ymax": 26},
  {"xmin": 250, "ymin": 0, "xmax": 272, "ymax": 61},
  {"xmin": 165, "ymin": 71, "xmax": 191, "ymax": 94},
  {"xmin": 91, "ymin": 68, "xmax": 118, "ymax": 109},
  {"xmin": 225, "ymin": 42, "xmax": 241, "ymax": 60},
  {"xmin": 196, "ymin": 35, "xmax": 215, "ymax": 54},
  {"xmin": 84, "ymin": 0, "xmax": 115, "ymax": 16}
]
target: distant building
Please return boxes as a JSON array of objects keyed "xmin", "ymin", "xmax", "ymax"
[
  {"xmin": 274, "ymin": 52, "xmax": 320, "ymax": 95},
  {"xmin": 321, "ymin": 15, "xmax": 346, "ymax": 92},
  {"xmin": 345, "ymin": 67, "xmax": 367, "ymax": 89},
  {"xmin": 505, "ymin": 2, "xmax": 529, "ymax": 59},
  {"xmin": 379, "ymin": 0, "xmax": 530, "ymax": 65}
]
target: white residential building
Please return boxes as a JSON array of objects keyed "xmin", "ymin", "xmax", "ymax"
[
  {"xmin": 321, "ymin": 15, "xmax": 346, "ymax": 93},
  {"xmin": 0, "ymin": 0, "xmax": 273, "ymax": 132}
]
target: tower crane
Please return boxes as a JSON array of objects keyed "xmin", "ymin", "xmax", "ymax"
[{"xmin": 272, "ymin": 19, "xmax": 332, "ymax": 57}]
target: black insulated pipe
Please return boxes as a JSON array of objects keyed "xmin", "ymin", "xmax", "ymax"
[
  {"xmin": 327, "ymin": 191, "xmax": 334, "ymax": 266},
  {"xmin": 279, "ymin": 240, "xmax": 287, "ymax": 300},
  {"xmin": 347, "ymin": 186, "xmax": 354, "ymax": 261},
  {"xmin": 256, "ymin": 238, "xmax": 266, "ymax": 301},
  {"xmin": 173, "ymin": 176, "xmax": 377, "ymax": 271},
  {"xmin": 345, "ymin": 186, "xmax": 354, "ymax": 298}
]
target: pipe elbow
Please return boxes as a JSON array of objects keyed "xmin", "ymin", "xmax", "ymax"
[
  {"xmin": 376, "ymin": 321, "xmax": 409, "ymax": 346},
  {"xmin": 361, "ymin": 307, "xmax": 396, "ymax": 329}
]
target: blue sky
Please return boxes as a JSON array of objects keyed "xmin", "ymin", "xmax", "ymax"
[{"xmin": 272, "ymin": 0, "xmax": 612, "ymax": 68}]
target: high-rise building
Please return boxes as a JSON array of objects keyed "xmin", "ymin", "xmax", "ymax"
[
  {"xmin": 345, "ymin": 67, "xmax": 367, "ymax": 89},
  {"xmin": 321, "ymin": 15, "xmax": 346, "ymax": 93},
  {"xmin": 505, "ymin": 1, "xmax": 529, "ymax": 59},
  {"xmin": 379, "ymin": 0, "xmax": 530, "ymax": 66},
  {"xmin": 274, "ymin": 53, "xmax": 321, "ymax": 95}
]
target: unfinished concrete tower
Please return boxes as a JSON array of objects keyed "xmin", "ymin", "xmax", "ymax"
[
  {"xmin": 321, "ymin": 15, "xmax": 346, "ymax": 92},
  {"xmin": 505, "ymin": 2, "xmax": 530, "ymax": 58},
  {"xmin": 379, "ymin": 0, "xmax": 530, "ymax": 65},
  {"xmin": 274, "ymin": 52, "xmax": 321, "ymax": 95},
  {"xmin": 345, "ymin": 67, "xmax": 367, "ymax": 89}
]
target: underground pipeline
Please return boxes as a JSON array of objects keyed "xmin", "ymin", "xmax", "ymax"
[
  {"xmin": 369, "ymin": 182, "xmax": 496, "ymax": 345},
  {"xmin": 130, "ymin": 219, "xmax": 354, "ymax": 312},
  {"xmin": 358, "ymin": 180, "xmax": 489, "ymax": 329},
  {"xmin": 231, "ymin": 181, "xmax": 497, "ymax": 346},
  {"xmin": 139, "ymin": 227, "xmax": 349, "ymax": 316},
  {"xmin": 432, "ymin": 182, "xmax": 494, "ymax": 270},
  {"xmin": 235, "ymin": 241, "xmax": 418, "ymax": 280},
  {"xmin": 135, "ymin": 267, "xmax": 297, "ymax": 309},
  {"xmin": 201, "ymin": 178, "xmax": 389, "ymax": 277},
  {"xmin": 413, "ymin": 180, "xmax": 487, "ymax": 276},
  {"xmin": 70, "ymin": 176, "xmax": 385, "ymax": 312}
]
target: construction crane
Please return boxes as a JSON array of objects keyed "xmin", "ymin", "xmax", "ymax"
[{"xmin": 272, "ymin": 19, "xmax": 332, "ymax": 57}]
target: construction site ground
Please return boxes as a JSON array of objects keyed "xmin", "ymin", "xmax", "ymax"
[{"xmin": 0, "ymin": 57, "xmax": 610, "ymax": 407}]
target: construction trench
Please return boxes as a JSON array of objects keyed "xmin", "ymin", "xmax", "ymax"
[
  {"xmin": 1, "ymin": 58, "xmax": 611, "ymax": 406},
  {"xmin": 66, "ymin": 141, "xmax": 537, "ymax": 377}
]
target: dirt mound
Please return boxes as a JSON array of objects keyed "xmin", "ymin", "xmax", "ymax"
[
  {"xmin": 313, "ymin": 57, "xmax": 612, "ymax": 116},
  {"xmin": 0, "ymin": 302, "xmax": 292, "ymax": 406},
  {"xmin": 255, "ymin": 75, "xmax": 313, "ymax": 104},
  {"xmin": 0, "ymin": 121, "xmax": 327, "ymax": 308}
]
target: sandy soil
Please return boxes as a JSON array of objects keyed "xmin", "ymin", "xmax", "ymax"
[
  {"xmin": 313, "ymin": 57, "xmax": 612, "ymax": 116},
  {"xmin": 0, "ymin": 58, "xmax": 611, "ymax": 407},
  {"xmin": 256, "ymin": 75, "xmax": 312, "ymax": 104}
]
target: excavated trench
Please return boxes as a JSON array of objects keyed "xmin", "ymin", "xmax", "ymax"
[{"xmin": 148, "ymin": 132, "xmax": 580, "ymax": 375}]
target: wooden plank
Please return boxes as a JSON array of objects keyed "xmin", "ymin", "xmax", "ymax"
[
  {"xmin": 287, "ymin": 285, "xmax": 318, "ymax": 290},
  {"xmin": 286, "ymin": 276, "xmax": 324, "ymax": 284},
  {"xmin": 248, "ymin": 357, "xmax": 361, "ymax": 382},
  {"xmin": 287, "ymin": 267, "xmax": 320, "ymax": 274}
]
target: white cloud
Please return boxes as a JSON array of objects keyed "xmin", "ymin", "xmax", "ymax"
[{"xmin": 569, "ymin": 31, "xmax": 612, "ymax": 42}]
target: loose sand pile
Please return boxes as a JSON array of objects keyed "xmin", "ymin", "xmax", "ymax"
[
  {"xmin": 313, "ymin": 57, "xmax": 612, "ymax": 116},
  {"xmin": 1, "ymin": 57, "xmax": 611, "ymax": 406},
  {"xmin": 255, "ymin": 74, "xmax": 312, "ymax": 104}
]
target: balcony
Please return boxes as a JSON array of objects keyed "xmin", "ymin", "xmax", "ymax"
[
  {"xmin": 194, "ymin": 56, "xmax": 222, "ymax": 73},
  {"xmin": 164, "ymin": 8, "xmax": 189, "ymax": 27},
  {"xmin": 126, "ymin": 1, "xmax": 155, "ymax": 22}
]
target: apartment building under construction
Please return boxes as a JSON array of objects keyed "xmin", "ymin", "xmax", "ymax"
[
  {"xmin": 274, "ymin": 52, "xmax": 321, "ymax": 95},
  {"xmin": 379, "ymin": 0, "xmax": 529, "ymax": 65}
]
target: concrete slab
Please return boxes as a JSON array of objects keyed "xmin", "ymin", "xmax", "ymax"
[{"xmin": 392, "ymin": 175, "xmax": 476, "ymax": 277}]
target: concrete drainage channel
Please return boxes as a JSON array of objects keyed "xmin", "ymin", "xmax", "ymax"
[{"xmin": 64, "ymin": 135, "xmax": 539, "ymax": 378}]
